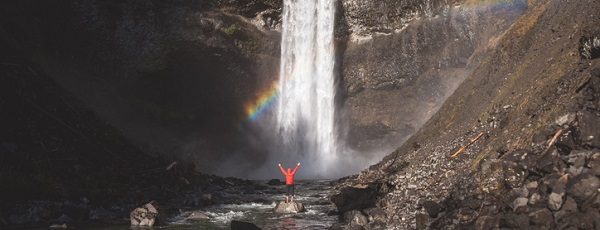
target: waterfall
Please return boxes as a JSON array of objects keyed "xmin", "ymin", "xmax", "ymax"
[{"xmin": 277, "ymin": 0, "xmax": 338, "ymax": 176}]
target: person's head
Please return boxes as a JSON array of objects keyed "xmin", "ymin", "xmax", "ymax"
[{"xmin": 287, "ymin": 168, "xmax": 292, "ymax": 174}]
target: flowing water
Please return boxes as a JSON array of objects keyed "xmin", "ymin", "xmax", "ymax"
[
  {"xmin": 86, "ymin": 180, "xmax": 337, "ymax": 229},
  {"xmin": 277, "ymin": 0, "xmax": 339, "ymax": 177}
]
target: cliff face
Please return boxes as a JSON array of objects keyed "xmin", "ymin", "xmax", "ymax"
[
  {"xmin": 338, "ymin": 0, "xmax": 527, "ymax": 155},
  {"xmin": 333, "ymin": 0, "xmax": 600, "ymax": 228},
  {"xmin": 1, "ymin": 0, "xmax": 283, "ymax": 173}
]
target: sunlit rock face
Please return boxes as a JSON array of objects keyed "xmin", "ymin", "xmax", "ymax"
[{"xmin": 337, "ymin": 0, "xmax": 528, "ymax": 157}]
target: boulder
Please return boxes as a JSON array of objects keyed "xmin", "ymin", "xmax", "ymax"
[
  {"xmin": 331, "ymin": 184, "xmax": 380, "ymax": 213},
  {"xmin": 567, "ymin": 173, "xmax": 600, "ymax": 203},
  {"xmin": 130, "ymin": 201, "xmax": 159, "ymax": 227},
  {"xmin": 231, "ymin": 220, "xmax": 261, "ymax": 230},
  {"xmin": 274, "ymin": 201, "xmax": 306, "ymax": 213}
]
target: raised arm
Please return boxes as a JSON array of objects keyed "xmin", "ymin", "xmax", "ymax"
[
  {"xmin": 291, "ymin": 162, "xmax": 301, "ymax": 174},
  {"xmin": 278, "ymin": 163, "xmax": 287, "ymax": 175}
]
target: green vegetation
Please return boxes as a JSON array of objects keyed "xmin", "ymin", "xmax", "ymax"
[{"xmin": 223, "ymin": 24, "xmax": 239, "ymax": 36}]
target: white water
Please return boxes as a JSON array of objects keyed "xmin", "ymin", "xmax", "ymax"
[{"xmin": 277, "ymin": 0, "xmax": 338, "ymax": 177}]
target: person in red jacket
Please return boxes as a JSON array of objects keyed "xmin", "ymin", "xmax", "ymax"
[{"xmin": 278, "ymin": 162, "xmax": 300, "ymax": 203}]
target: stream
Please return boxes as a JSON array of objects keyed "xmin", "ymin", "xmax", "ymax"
[{"xmin": 88, "ymin": 180, "xmax": 339, "ymax": 230}]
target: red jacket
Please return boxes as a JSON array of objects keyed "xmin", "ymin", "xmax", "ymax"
[{"xmin": 279, "ymin": 164, "xmax": 300, "ymax": 185}]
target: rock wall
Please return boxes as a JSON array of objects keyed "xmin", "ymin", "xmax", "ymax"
[{"xmin": 338, "ymin": 0, "xmax": 527, "ymax": 155}]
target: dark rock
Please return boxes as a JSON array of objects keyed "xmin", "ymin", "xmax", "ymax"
[
  {"xmin": 331, "ymin": 184, "xmax": 380, "ymax": 213},
  {"xmin": 130, "ymin": 201, "xmax": 159, "ymax": 227},
  {"xmin": 423, "ymin": 200, "xmax": 443, "ymax": 218},
  {"xmin": 500, "ymin": 213, "xmax": 529, "ymax": 228},
  {"xmin": 231, "ymin": 220, "xmax": 261, "ymax": 230},
  {"xmin": 274, "ymin": 201, "xmax": 306, "ymax": 213},
  {"xmin": 475, "ymin": 215, "xmax": 499, "ymax": 230},
  {"xmin": 577, "ymin": 111, "xmax": 600, "ymax": 148},
  {"xmin": 528, "ymin": 208, "xmax": 553, "ymax": 228},
  {"xmin": 567, "ymin": 173, "xmax": 600, "ymax": 203},
  {"xmin": 343, "ymin": 210, "xmax": 368, "ymax": 227},
  {"xmin": 267, "ymin": 179, "xmax": 284, "ymax": 186}
]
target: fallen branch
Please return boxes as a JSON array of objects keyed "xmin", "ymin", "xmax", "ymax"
[
  {"xmin": 543, "ymin": 129, "xmax": 563, "ymax": 154},
  {"xmin": 451, "ymin": 132, "xmax": 485, "ymax": 158}
]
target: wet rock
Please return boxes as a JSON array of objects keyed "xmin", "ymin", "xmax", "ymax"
[
  {"xmin": 130, "ymin": 201, "xmax": 159, "ymax": 227},
  {"xmin": 512, "ymin": 197, "xmax": 529, "ymax": 213},
  {"xmin": 577, "ymin": 111, "xmax": 600, "ymax": 148},
  {"xmin": 422, "ymin": 200, "xmax": 443, "ymax": 218},
  {"xmin": 267, "ymin": 179, "xmax": 284, "ymax": 186},
  {"xmin": 567, "ymin": 173, "xmax": 600, "ymax": 203},
  {"xmin": 231, "ymin": 220, "xmax": 261, "ymax": 230},
  {"xmin": 548, "ymin": 192, "xmax": 564, "ymax": 211},
  {"xmin": 475, "ymin": 215, "xmax": 499, "ymax": 230},
  {"xmin": 528, "ymin": 208, "xmax": 553, "ymax": 228},
  {"xmin": 49, "ymin": 223, "xmax": 67, "ymax": 229},
  {"xmin": 274, "ymin": 201, "xmax": 306, "ymax": 213},
  {"xmin": 344, "ymin": 210, "xmax": 368, "ymax": 227},
  {"xmin": 185, "ymin": 210, "xmax": 209, "ymax": 221}
]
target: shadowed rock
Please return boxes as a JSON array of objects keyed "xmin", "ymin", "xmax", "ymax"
[
  {"xmin": 231, "ymin": 220, "xmax": 261, "ymax": 230},
  {"xmin": 274, "ymin": 201, "xmax": 306, "ymax": 213}
]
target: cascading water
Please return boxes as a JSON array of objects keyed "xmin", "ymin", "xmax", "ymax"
[{"xmin": 277, "ymin": 0, "xmax": 338, "ymax": 177}]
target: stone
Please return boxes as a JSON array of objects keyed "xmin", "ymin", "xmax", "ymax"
[
  {"xmin": 422, "ymin": 200, "xmax": 443, "ymax": 218},
  {"xmin": 512, "ymin": 186, "xmax": 529, "ymax": 198},
  {"xmin": 267, "ymin": 179, "xmax": 284, "ymax": 186},
  {"xmin": 567, "ymin": 173, "xmax": 600, "ymax": 203},
  {"xmin": 528, "ymin": 208, "xmax": 554, "ymax": 228},
  {"xmin": 185, "ymin": 211, "xmax": 209, "ymax": 221},
  {"xmin": 577, "ymin": 111, "xmax": 600, "ymax": 148},
  {"xmin": 554, "ymin": 196, "xmax": 577, "ymax": 221},
  {"xmin": 556, "ymin": 113, "xmax": 576, "ymax": 126},
  {"xmin": 130, "ymin": 201, "xmax": 159, "ymax": 227},
  {"xmin": 231, "ymin": 220, "xmax": 261, "ymax": 230},
  {"xmin": 343, "ymin": 210, "xmax": 368, "ymax": 227},
  {"xmin": 529, "ymin": 193, "xmax": 542, "ymax": 205},
  {"xmin": 526, "ymin": 181, "xmax": 539, "ymax": 191},
  {"xmin": 499, "ymin": 213, "xmax": 529, "ymax": 228},
  {"xmin": 512, "ymin": 197, "xmax": 529, "ymax": 213},
  {"xmin": 475, "ymin": 215, "xmax": 499, "ymax": 230},
  {"xmin": 274, "ymin": 201, "xmax": 306, "ymax": 213},
  {"xmin": 548, "ymin": 192, "xmax": 564, "ymax": 211}
]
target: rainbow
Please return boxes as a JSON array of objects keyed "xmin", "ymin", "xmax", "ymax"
[{"xmin": 244, "ymin": 81, "xmax": 279, "ymax": 121}]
